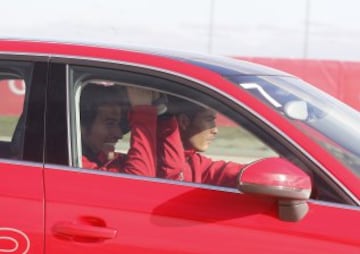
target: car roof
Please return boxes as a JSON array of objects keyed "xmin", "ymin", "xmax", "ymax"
[
  {"xmin": 142, "ymin": 48, "xmax": 293, "ymax": 77},
  {"xmin": 0, "ymin": 39, "xmax": 292, "ymax": 77}
]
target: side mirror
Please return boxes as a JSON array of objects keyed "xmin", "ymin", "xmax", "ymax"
[
  {"xmin": 238, "ymin": 157, "xmax": 312, "ymax": 222},
  {"xmin": 284, "ymin": 100, "xmax": 309, "ymax": 121}
]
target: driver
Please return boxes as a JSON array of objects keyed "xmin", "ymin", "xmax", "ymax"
[
  {"xmin": 80, "ymin": 84, "xmax": 158, "ymax": 177},
  {"xmin": 157, "ymin": 97, "xmax": 245, "ymax": 188}
]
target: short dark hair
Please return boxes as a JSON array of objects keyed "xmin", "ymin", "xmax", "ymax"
[
  {"xmin": 167, "ymin": 95, "xmax": 207, "ymax": 120},
  {"xmin": 80, "ymin": 83, "xmax": 128, "ymax": 130}
]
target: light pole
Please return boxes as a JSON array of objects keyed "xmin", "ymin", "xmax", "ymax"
[
  {"xmin": 208, "ymin": 0, "xmax": 215, "ymax": 54},
  {"xmin": 303, "ymin": 0, "xmax": 311, "ymax": 58}
]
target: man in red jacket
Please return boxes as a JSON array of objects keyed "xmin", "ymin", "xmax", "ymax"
[
  {"xmin": 80, "ymin": 84, "xmax": 158, "ymax": 177},
  {"xmin": 157, "ymin": 98, "xmax": 245, "ymax": 188}
]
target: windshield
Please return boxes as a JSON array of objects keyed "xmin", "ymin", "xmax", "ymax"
[{"xmin": 227, "ymin": 75, "xmax": 360, "ymax": 177}]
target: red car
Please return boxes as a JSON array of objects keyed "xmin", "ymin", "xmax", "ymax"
[{"xmin": 0, "ymin": 39, "xmax": 359, "ymax": 253}]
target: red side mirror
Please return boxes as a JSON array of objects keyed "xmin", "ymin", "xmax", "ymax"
[{"xmin": 238, "ymin": 157, "xmax": 312, "ymax": 221}]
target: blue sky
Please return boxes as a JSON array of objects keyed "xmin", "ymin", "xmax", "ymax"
[{"xmin": 1, "ymin": 0, "xmax": 360, "ymax": 60}]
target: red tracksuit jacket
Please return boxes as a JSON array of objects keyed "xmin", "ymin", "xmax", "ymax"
[{"xmin": 157, "ymin": 116, "xmax": 244, "ymax": 188}]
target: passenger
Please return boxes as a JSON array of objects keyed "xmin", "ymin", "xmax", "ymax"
[
  {"xmin": 157, "ymin": 98, "xmax": 245, "ymax": 188},
  {"xmin": 80, "ymin": 84, "xmax": 158, "ymax": 177}
]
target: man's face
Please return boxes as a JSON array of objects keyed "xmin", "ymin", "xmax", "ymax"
[
  {"xmin": 181, "ymin": 109, "xmax": 218, "ymax": 152},
  {"xmin": 82, "ymin": 104, "xmax": 123, "ymax": 154}
]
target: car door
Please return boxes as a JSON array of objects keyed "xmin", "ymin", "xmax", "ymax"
[
  {"xmin": 0, "ymin": 59, "xmax": 47, "ymax": 253},
  {"xmin": 44, "ymin": 59, "xmax": 360, "ymax": 253}
]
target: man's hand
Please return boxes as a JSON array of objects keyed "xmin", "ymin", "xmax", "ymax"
[{"xmin": 127, "ymin": 87, "xmax": 159, "ymax": 106}]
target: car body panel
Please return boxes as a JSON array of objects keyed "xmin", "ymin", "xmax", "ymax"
[
  {"xmin": 0, "ymin": 39, "xmax": 359, "ymax": 253},
  {"xmin": 2, "ymin": 40, "xmax": 357, "ymax": 198},
  {"xmin": 0, "ymin": 161, "xmax": 44, "ymax": 253},
  {"xmin": 44, "ymin": 166, "xmax": 360, "ymax": 253}
]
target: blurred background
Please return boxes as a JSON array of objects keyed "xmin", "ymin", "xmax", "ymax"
[{"xmin": 1, "ymin": 0, "xmax": 360, "ymax": 109}]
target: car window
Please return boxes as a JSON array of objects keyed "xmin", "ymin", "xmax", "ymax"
[
  {"xmin": 67, "ymin": 64, "xmax": 345, "ymax": 204},
  {"xmin": 0, "ymin": 62, "xmax": 31, "ymax": 160},
  {"xmin": 68, "ymin": 65, "xmax": 278, "ymax": 179}
]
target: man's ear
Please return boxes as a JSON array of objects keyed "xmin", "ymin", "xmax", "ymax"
[{"xmin": 177, "ymin": 113, "xmax": 190, "ymax": 131}]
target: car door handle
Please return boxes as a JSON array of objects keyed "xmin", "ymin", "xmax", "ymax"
[{"xmin": 53, "ymin": 222, "xmax": 117, "ymax": 241}]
